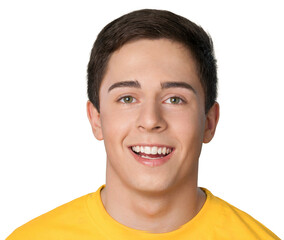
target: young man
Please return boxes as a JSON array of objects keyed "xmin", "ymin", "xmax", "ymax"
[{"xmin": 7, "ymin": 9, "xmax": 280, "ymax": 239}]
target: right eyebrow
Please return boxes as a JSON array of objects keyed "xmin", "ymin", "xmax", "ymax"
[{"xmin": 108, "ymin": 80, "xmax": 141, "ymax": 92}]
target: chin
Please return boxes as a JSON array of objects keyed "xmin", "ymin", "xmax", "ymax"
[{"xmin": 129, "ymin": 177, "xmax": 175, "ymax": 195}]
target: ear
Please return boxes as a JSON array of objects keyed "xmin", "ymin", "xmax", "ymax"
[
  {"xmin": 203, "ymin": 102, "xmax": 220, "ymax": 143},
  {"xmin": 86, "ymin": 101, "xmax": 103, "ymax": 141}
]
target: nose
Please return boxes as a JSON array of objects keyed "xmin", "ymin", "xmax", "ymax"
[{"xmin": 136, "ymin": 101, "xmax": 167, "ymax": 132}]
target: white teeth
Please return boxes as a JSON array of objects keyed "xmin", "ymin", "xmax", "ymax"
[
  {"xmin": 144, "ymin": 146, "xmax": 151, "ymax": 154},
  {"xmin": 141, "ymin": 155, "xmax": 163, "ymax": 159},
  {"xmin": 151, "ymin": 146, "xmax": 158, "ymax": 154},
  {"xmin": 131, "ymin": 146, "xmax": 172, "ymax": 155}
]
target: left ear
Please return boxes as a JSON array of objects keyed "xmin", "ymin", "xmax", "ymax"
[{"xmin": 203, "ymin": 102, "xmax": 220, "ymax": 143}]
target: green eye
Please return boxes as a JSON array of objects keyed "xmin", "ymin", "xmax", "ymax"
[
  {"xmin": 167, "ymin": 97, "xmax": 182, "ymax": 104},
  {"xmin": 120, "ymin": 96, "xmax": 135, "ymax": 103}
]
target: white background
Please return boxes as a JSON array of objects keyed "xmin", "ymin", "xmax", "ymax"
[{"xmin": 1, "ymin": 0, "xmax": 283, "ymax": 238}]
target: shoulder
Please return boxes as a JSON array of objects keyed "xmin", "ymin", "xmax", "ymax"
[
  {"xmin": 6, "ymin": 193, "xmax": 91, "ymax": 240},
  {"xmin": 202, "ymin": 188, "xmax": 280, "ymax": 239}
]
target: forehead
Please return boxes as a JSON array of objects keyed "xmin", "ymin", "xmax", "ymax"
[
  {"xmin": 108, "ymin": 38, "xmax": 196, "ymax": 72},
  {"xmin": 100, "ymin": 39, "xmax": 203, "ymax": 95}
]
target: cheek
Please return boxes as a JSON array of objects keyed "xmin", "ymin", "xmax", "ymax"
[
  {"xmin": 100, "ymin": 106, "xmax": 135, "ymax": 145},
  {"xmin": 167, "ymin": 108, "xmax": 205, "ymax": 144}
]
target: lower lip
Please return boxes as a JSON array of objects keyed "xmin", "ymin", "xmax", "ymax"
[{"xmin": 129, "ymin": 148, "xmax": 174, "ymax": 167}]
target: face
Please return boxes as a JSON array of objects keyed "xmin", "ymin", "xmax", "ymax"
[{"xmin": 87, "ymin": 39, "xmax": 219, "ymax": 194}]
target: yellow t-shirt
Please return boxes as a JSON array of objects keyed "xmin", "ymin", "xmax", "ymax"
[{"xmin": 6, "ymin": 185, "xmax": 280, "ymax": 239}]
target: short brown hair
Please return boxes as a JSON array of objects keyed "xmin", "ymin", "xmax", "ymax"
[{"xmin": 87, "ymin": 9, "xmax": 217, "ymax": 114}]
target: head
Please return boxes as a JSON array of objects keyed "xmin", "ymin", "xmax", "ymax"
[
  {"xmin": 86, "ymin": 9, "xmax": 219, "ymax": 194},
  {"xmin": 87, "ymin": 9, "xmax": 217, "ymax": 115}
]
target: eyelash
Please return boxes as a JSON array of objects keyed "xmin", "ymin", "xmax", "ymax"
[{"xmin": 117, "ymin": 95, "xmax": 186, "ymax": 104}]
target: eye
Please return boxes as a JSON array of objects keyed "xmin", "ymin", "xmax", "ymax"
[
  {"xmin": 118, "ymin": 96, "xmax": 136, "ymax": 104},
  {"xmin": 164, "ymin": 96, "xmax": 184, "ymax": 104}
]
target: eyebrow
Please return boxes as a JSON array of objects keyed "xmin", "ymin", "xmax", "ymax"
[
  {"xmin": 108, "ymin": 80, "xmax": 141, "ymax": 92},
  {"xmin": 161, "ymin": 81, "xmax": 197, "ymax": 94},
  {"xmin": 107, "ymin": 80, "xmax": 196, "ymax": 94}
]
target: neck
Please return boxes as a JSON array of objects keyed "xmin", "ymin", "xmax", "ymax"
[{"xmin": 100, "ymin": 169, "xmax": 206, "ymax": 233}]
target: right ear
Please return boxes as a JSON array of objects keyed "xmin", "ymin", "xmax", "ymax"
[{"xmin": 86, "ymin": 101, "xmax": 103, "ymax": 140}]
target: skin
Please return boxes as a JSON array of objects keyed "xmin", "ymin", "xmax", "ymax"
[{"xmin": 87, "ymin": 39, "xmax": 219, "ymax": 233}]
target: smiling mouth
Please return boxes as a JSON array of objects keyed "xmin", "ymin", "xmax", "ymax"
[{"xmin": 130, "ymin": 145, "xmax": 173, "ymax": 159}]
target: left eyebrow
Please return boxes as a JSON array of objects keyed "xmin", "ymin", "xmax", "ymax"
[{"xmin": 161, "ymin": 81, "xmax": 197, "ymax": 94}]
